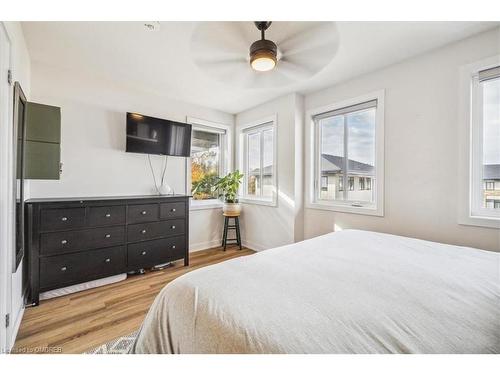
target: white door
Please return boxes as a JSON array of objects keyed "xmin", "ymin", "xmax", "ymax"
[{"xmin": 0, "ymin": 22, "xmax": 13, "ymax": 353}]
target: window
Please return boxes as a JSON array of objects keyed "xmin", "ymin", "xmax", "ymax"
[
  {"xmin": 240, "ymin": 119, "xmax": 276, "ymax": 205},
  {"xmin": 359, "ymin": 177, "xmax": 366, "ymax": 190},
  {"xmin": 470, "ymin": 65, "xmax": 500, "ymax": 220},
  {"xmin": 348, "ymin": 176, "xmax": 355, "ymax": 191},
  {"xmin": 485, "ymin": 181, "xmax": 495, "ymax": 190},
  {"xmin": 187, "ymin": 118, "xmax": 230, "ymax": 208},
  {"xmin": 321, "ymin": 176, "xmax": 328, "ymax": 191},
  {"xmin": 308, "ymin": 91, "xmax": 384, "ymax": 216}
]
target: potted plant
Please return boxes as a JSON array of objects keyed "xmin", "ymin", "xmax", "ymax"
[{"xmin": 212, "ymin": 170, "xmax": 244, "ymax": 215}]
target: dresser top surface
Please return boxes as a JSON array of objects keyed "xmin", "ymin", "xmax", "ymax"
[{"xmin": 26, "ymin": 194, "xmax": 191, "ymax": 204}]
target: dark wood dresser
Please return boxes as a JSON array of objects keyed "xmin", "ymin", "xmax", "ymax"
[{"xmin": 25, "ymin": 195, "xmax": 190, "ymax": 306}]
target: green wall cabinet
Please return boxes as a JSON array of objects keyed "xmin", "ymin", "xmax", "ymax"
[{"xmin": 24, "ymin": 102, "xmax": 61, "ymax": 180}]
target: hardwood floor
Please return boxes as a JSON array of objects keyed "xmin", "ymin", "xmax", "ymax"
[{"xmin": 13, "ymin": 246, "xmax": 254, "ymax": 354}]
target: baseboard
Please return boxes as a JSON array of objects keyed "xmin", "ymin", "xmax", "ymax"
[
  {"xmin": 8, "ymin": 304, "xmax": 24, "ymax": 351},
  {"xmin": 189, "ymin": 239, "xmax": 268, "ymax": 253},
  {"xmin": 189, "ymin": 239, "xmax": 222, "ymax": 252},
  {"xmin": 241, "ymin": 239, "xmax": 267, "ymax": 252}
]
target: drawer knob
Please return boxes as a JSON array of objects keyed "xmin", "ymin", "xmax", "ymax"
[
  {"xmin": 141, "ymin": 251, "xmax": 147, "ymax": 256},
  {"xmin": 61, "ymin": 239, "xmax": 68, "ymax": 245},
  {"xmin": 105, "ymin": 213, "xmax": 111, "ymax": 218},
  {"xmin": 61, "ymin": 217, "xmax": 68, "ymax": 222},
  {"xmin": 61, "ymin": 266, "xmax": 67, "ymax": 271},
  {"xmin": 171, "ymin": 225, "xmax": 176, "ymax": 229},
  {"xmin": 172, "ymin": 245, "xmax": 176, "ymax": 249},
  {"xmin": 105, "ymin": 234, "xmax": 111, "ymax": 238},
  {"xmin": 105, "ymin": 258, "xmax": 111, "ymax": 263},
  {"xmin": 141, "ymin": 211, "xmax": 147, "ymax": 215},
  {"xmin": 171, "ymin": 208, "xmax": 176, "ymax": 212},
  {"xmin": 141, "ymin": 229, "xmax": 147, "ymax": 234}
]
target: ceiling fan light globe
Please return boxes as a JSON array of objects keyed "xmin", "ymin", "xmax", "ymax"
[{"xmin": 251, "ymin": 54, "xmax": 276, "ymax": 72}]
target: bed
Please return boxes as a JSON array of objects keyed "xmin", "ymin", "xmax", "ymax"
[{"xmin": 130, "ymin": 230, "xmax": 500, "ymax": 354}]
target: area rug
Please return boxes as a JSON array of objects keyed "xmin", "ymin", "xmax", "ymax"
[{"xmin": 85, "ymin": 331, "xmax": 138, "ymax": 354}]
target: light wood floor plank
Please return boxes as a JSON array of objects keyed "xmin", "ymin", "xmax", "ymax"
[{"xmin": 13, "ymin": 246, "xmax": 254, "ymax": 354}]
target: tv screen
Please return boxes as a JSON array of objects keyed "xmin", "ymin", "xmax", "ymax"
[{"xmin": 126, "ymin": 112, "xmax": 192, "ymax": 157}]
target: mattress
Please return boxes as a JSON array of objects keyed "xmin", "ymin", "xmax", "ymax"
[{"xmin": 130, "ymin": 230, "xmax": 500, "ymax": 353}]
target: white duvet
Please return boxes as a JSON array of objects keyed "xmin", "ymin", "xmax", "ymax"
[{"xmin": 131, "ymin": 230, "xmax": 500, "ymax": 353}]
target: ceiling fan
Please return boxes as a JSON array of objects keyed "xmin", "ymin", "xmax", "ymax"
[
  {"xmin": 191, "ymin": 21, "xmax": 339, "ymax": 88},
  {"xmin": 249, "ymin": 22, "xmax": 278, "ymax": 72}
]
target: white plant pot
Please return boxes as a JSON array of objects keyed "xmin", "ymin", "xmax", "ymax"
[{"xmin": 222, "ymin": 202, "xmax": 241, "ymax": 216}]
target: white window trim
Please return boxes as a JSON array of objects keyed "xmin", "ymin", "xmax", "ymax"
[
  {"xmin": 305, "ymin": 90, "xmax": 385, "ymax": 216},
  {"xmin": 186, "ymin": 117, "xmax": 232, "ymax": 211},
  {"xmin": 237, "ymin": 115, "xmax": 278, "ymax": 207},
  {"xmin": 458, "ymin": 56, "xmax": 500, "ymax": 229}
]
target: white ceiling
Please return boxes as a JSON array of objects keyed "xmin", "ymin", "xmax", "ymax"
[{"xmin": 22, "ymin": 21, "xmax": 498, "ymax": 114}]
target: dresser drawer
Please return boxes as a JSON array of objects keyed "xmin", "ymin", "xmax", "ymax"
[
  {"xmin": 40, "ymin": 207, "xmax": 86, "ymax": 231},
  {"xmin": 127, "ymin": 236, "xmax": 185, "ymax": 270},
  {"xmin": 127, "ymin": 204, "xmax": 159, "ymax": 224},
  {"xmin": 127, "ymin": 219, "xmax": 185, "ymax": 242},
  {"xmin": 40, "ymin": 246, "xmax": 126, "ymax": 289},
  {"xmin": 88, "ymin": 205, "xmax": 126, "ymax": 226},
  {"xmin": 40, "ymin": 225, "xmax": 125, "ymax": 256},
  {"xmin": 160, "ymin": 201, "xmax": 186, "ymax": 219}
]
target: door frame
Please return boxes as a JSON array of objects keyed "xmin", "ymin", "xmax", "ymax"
[{"xmin": 0, "ymin": 21, "xmax": 14, "ymax": 352}]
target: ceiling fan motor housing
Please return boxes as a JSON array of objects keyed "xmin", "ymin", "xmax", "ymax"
[{"xmin": 249, "ymin": 39, "xmax": 278, "ymax": 68}]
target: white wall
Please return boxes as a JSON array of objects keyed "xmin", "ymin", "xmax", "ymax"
[
  {"xmin": 28, "ymin": 62, "xmax": 234, "ymax": 251},
  {"xmin": 0, "ymin": 21, "xmax": 31, "ymax": 351},
  {"xmin": 303, "ymin": 28, "xmax": 500, "ymax": 252},
  {"xmin": 235, "ymin": 93, "xmax": 304, "ymax": 250}
]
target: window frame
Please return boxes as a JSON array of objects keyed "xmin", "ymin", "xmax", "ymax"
[
  {"xmin": 470, "ymin": 65, "xmax": 500, "ymax": 221},
  {"xmin": 186, "ymin": 117, "xmax": 232, "ymax": 211},
  {"xmin": 238, "ymin": 115, "xmax": 278, "ymax": 207},
  {"xmin": 305, "ymin": 90, "xmax": 385, "ymax": 216},
  {"xmin": 458, "ymin": 56, "xmax": 500, "ymax": 229}
]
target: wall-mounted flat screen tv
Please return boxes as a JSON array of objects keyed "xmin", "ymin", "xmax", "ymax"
[{"xmin": 126, "ymin": 112, "xmax": 192, "ymax": 157}]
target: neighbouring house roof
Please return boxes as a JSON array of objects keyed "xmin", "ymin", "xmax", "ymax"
[
  {"xmin": 250, "ymin": 154, "xmax": 375, "ymax": 177},
  {"xmin": 484, "ymin": 164, "xmax": 500, "ymax": 180},
  {"xmin": 250, "ymin": 165, "xmax": 273, "ymax": 176},
  {"xmin": 321, "ymin": 154, "xmax": 374, "ymax": 175}
]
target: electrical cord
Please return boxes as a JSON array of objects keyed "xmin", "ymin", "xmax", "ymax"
[
  {"xmin": 161, "ymin": 155, "xmax": 168, "ymax": 188},
  {"xmin": 147, "ymin": 154, "xmax": 161, "ymax": 195},
  {"xmin": 148, "ymin": 154, "xmax": 170, "ymax": 196}
]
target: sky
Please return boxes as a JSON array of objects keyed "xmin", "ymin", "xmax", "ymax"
[
  {"xmin": 321, "ymin": 108, "xmax": 375, "ymax": 166},
  {"xmin": 483, "ymin": 78, "xmax": 500, "ymax": 165}
]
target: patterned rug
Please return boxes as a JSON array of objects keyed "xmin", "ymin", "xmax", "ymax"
[{"xmin": 85, "ymin": 331, "xmax": 138, "ymax": 354}]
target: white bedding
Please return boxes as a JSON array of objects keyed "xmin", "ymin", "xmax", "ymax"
[{"xmin": 131, "ymin": 230, "xmax": 500, "ymax": 353}]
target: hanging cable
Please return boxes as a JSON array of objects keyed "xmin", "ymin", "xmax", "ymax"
[
  {"xmin": 161, "ymin": 155, "xmax": 168, "ymax": 189},
  {"xmin": 147, "ymin": 154, "xmax": 161, "ymax": 195}
]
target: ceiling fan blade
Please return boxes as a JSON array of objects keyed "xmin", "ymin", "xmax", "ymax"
[
  {"xmin": 194, "ymin": 56, "xmax": 247, "ymax": 66},
  {"xmin": 195, "ymin": 59, "xmax": 259, "ymax": 87},
  {"xmin": 277, "ymin": 22, "xmax": 338, "ymax": 56},
  {"xmin": 191, "ymin": 24, "xmax": 249, "ymax": 60},
  {"xmin": 281, "ymin": 43, "xmax": 338, "ymax": 72},
  {"xmin": 276, "ymin": 60, "xmax": 314, "ymax": 81}
]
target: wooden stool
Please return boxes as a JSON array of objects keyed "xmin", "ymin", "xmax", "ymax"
[{"xmin": 222, "ymin": 214, "xmax": 242, "ymax": 250}]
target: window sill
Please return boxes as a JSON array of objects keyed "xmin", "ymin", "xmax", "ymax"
[
  {"xmin": 240, "ymin": 197, "xmax": 277, "ymax": 207},
  {"xmin": 306, "ymin": 201, "xmax": 383, "ymax": 217},
  {"xmin": 458, "ymin": 215, "xmax": 500, "ymax": 229},
  {"xmin": 189, "ymin": 199, "xmax": 223, "ymax": 211}
]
